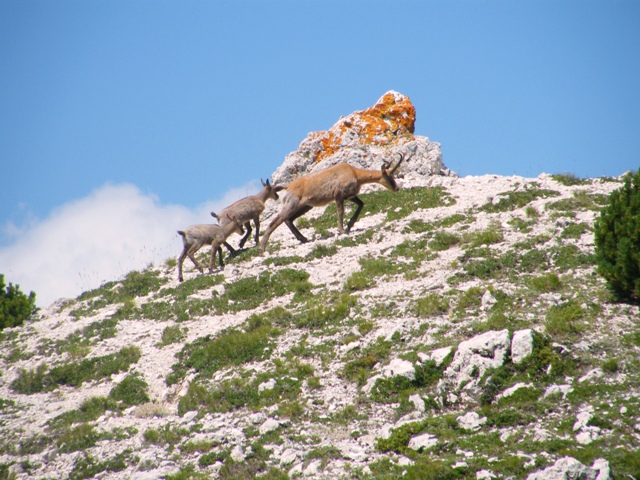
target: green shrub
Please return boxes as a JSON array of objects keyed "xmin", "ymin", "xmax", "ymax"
[
  {"xmin": 594, "ymin": 170, "xmax": 640, "ymax": 302},
  {"xmin": 429, "ymin": 231, "xmax": 460, "ymax": 251},
  {"xmin": 413, "ymin": 293, "xmax": 449, "ymax": 317},
  {"xmin": 551, "ymin": 172, "xmax": 588, "ymax": 186},
  {"xmin": 168, "ymin": 322, "xmax": 276, "ymax": 384},
  {"xmin": 480, "ymin": 186, "xmax": 560, "ymax": 213},
  {"xmin": 529, "ymin": 273, "xmax": 562, "ymax": 292},
  {"xmin": 0, "ymin": 274, "xmax": 37, "ymax": 330},
  {"xmin": 159, "ymin": 325, "xmax": 187, "ymax": 346},
  {"xmin": 69, "ymin": 451, "xmax": 132, "ymax": 480},
  {"xmin": 109, "ymin": 374, "xmax": 150, "ymax": 406}
]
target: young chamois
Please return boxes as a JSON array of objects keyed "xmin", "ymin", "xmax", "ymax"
[
  {"xmin": 211, "ymin": 179, "xmax": 284, "ymax": 254},
  {"xmin": 258, "ymin": 153, "xmax": 405, "ymax": 253},
  {"xmin": 176, "ymin": 216, "xmax": 244, "ymax": 282}
]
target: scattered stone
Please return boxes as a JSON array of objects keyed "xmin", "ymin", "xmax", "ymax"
[
  {"xmin": 230, "ymin": 445, "xmax": 246, "ymax": 462},
  {"xmin": 382, "ymin": 358, "xmax": 415, "ymax": 381},
  {"xmin": 407, "ymin": 432, "xmax": 438, "ymax": 451},
  {"xmin": 543, "ymin": 384, "xmax": 574, "ymax": 399},
  {"xmin": 457, "ymin": 411, "xmax": 487, "ymax": 431},
  {"xmin": 477, "ymin": 470, "xmax": 497, "ymax": 479},
  {"xmin": 428, "ymin": 346, "xmax": 453, "ymax": 366},
  {"xmin": 573, "ymin": 406, "xmax": 594, "ymax": 432},
  {"xmin": 495, "ymin": 382, "xmax": 533, "ymax": 401},
  {"xmin": 511, "ymin": 329, "xmax": 534, "ymax": 364},
  {"xmin": 409, "ymin": 393, "xmax": 425, "ymax": 412},
  {"xmin": 304, "ymin": 459, "xmax": 322, "ymax": 475},
  {"xmin": 526, "ymin": 456, "xmax": 611, "ymax": 480},
  {"xmin": 442, "ymin": 329, "xmax": 510, "ymax": 402},
  {"xmin": 579, "ymin": 368, "xmax": 604, "ymax": 383},
  {"xmin": 337, "ymin": 442, "xmax": 367, "ymax": 462},
  {"xmin": 248, "ymin": 412, "xmax": 266, "ymax": 425},
  {"xmin": 259, "ymin": 418, "xmax": 281, "ymax": 435},
  {"xmin": 576, "ymin": 427, "xmax": 600, "ymax": 445},
  {"xmin": 280, "ymin": 448, "xmax": 298, "ymax": 466},
  {"xmin": 481, "ymin": 290, "xmax": 497, "ymax": 310},
  {"xmin": 258, "ymin": 378, "xmax": 276, "ymax": 393}
]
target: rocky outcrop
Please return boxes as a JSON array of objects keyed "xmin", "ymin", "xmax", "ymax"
[
  {"xmin": 526, "ymin": 456, "xmax": 611, "ymax": 480},
  {"xmin": 271, "ymin": 91, "xmax": 454, "ymax": 186}
]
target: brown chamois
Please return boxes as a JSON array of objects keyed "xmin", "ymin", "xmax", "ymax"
[
  {"xmin": 211, "ymin": 179, "xmax": 284, "ymax": 254},
  {"xmin": 176, "ymin": 216, "xmax": 244, "ymax": 282},
  {"xmin": 258, "ymin": 153, "xmax": 405, "ymax": 253}
]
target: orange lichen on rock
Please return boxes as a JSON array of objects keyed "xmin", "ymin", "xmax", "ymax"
[{"xmin": 307, "ymin": 91, "xmax": 417, "ymax": 163}]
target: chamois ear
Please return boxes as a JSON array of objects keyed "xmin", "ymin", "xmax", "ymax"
[
  {"xmin": 261, "ymin": 179, "xmax": 267, "ymax": 187},
  {"xmin": 274, "ymin": 185, "xmax": 285, "ymax": 192}
]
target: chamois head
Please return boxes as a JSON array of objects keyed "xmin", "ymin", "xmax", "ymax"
[
  {"xmin": 261, "ymin": 178, "xmax": 284, "ymax": 201},
  {"xmin": 380, "ymin": 153, "xmax": 405, "ymax": 192}
]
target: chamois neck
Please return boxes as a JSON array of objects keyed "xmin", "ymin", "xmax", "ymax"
[
  {"xmin": 355, "ymin": 168, "xmax": 384, "ymax": 186},
  {"xmin": 255, "ymin": 188, "xmax": 268, "ymax": 202}
]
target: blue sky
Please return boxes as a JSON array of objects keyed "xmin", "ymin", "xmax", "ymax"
[{"xmin": 1, "ymin": 1, "xmax": 639, "ymax": 306}]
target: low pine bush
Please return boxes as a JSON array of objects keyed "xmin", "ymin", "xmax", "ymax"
[
  {"xmin": 0, "ymin": 274, "xmax": 36, "ymax": 330},
  {"xmin": 594, "ymin": 170, "xmax": 640, "ymax": 302}
]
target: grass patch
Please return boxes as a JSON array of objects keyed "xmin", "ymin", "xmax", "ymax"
[
  {"xmin": 529, "ymin": 273, "xmax": 562, "ymax": 292},
  {"xmin": 480, "ymin": 185, "xmax": 560, "ymax": 213},
  {"xmin": 293, "ymin": 292, "xmax": 355, "ymax": 329},
  {"xmin": 545, "ymin": 301, "xmax": 586, "ymax": 336},
  {"xmin": 412, "ymin": 293, "xmax": 450, "ymax": 317},
  {"xmin": 11, "ymin": 346, "xmax": 142, "ymax": 394},
  {"xmin": 168, "ymin": 321, "xmax": 277, "ymax": 384},
  {"xmin": 72, "ymin": 268, "xmax": 167, "ymax": 318}
]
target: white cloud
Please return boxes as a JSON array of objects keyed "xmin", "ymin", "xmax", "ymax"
[{"xmin": 0, "ymin": 181, "xmax": 261, "ymax": 307}]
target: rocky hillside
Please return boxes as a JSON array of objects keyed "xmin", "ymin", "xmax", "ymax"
[{"xmin": 1, "ymin": 94, "xmax": 639, "ymax": 480}]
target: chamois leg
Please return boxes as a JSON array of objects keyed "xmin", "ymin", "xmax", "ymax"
[
  {"xmin": 336, "ymin": 199, "xmax": 346, "ymax": 234},
  {"xmin": 259, "ymin": 216, "xmax": 283, "ymax": 253},
  {"xmin": 238, "ymin": 222, "xmax": 252, "ymax": 249},
  {"xmin": 209, "ymin": 244, "xmax": 224, "ymax": 271},
  {"xmin": 222, "ymin": 242, "xmax": 238, "ymax": 256},
  {"xmin": 187, "ymin": 245, "xmax": 204, "ymax": 272},
  {"xmin": 177, "ymin": 246, "xmax": 189, "ymax": 282},
  {"xmin": 345, "ymin": 196, "xmax": 364, "ymax": 233},
  {"xmin": 259, "ymin": 204, "xmax": 302, "ymax": 252},
  {"xmin": 252, "ymin": 218, "xmax": 260, "ymax": 246},
  {"xmin": 285, "ymin": 205, "xmax": 313, "ymax": 243},
  {"xmin": 178, "ymin": 244, "xmax": 203, "ymax": 282}
]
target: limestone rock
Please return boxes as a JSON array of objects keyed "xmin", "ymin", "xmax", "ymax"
[
  {"xmin": 526, "ymin": 456, "xmax": 611, "ymax": 480},
  {"xmin": 407, "ymin": 432, "xmax": 438, "ymax": 451},
  {"xmin": 427, "ymin": 346, "xmax": 453, "ymax": 366},
  {"xmin": 280, "ymin": 448, "xmax": 298, "ymax": 466},
  {"xmin": 382, "ymin": 358, "xmax": 415, "ymax": 381},
  {"xmin": 259, "ymin": 418, "xmax": 281, "ymax": 435},
  {"xmin": 258, "ymin": 378, "xmax": 276, "ymax": 393},
  {"xmin": 457, "ymin": 411, "xmax": 487, "ymax": 431},
  {"xmin": 271, "ymin": 91, "xmax": 453, "ymax": 186},
  {"xmin": 511, "ymin": 329, "xmax": 534, "ymax": 364},
  {"xmin": 443, "ymin": 329, "xmax": 510, "ymax": 391},
  {"xmin": 481, "ymin": 290, "xmax": 497, "ymax": 310}
]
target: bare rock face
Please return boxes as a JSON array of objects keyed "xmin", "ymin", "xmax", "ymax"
[{"xmin": 271, "ymin": 91, "xmax": 454, "ymax": 186}]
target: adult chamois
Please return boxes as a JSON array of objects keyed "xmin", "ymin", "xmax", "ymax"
[{"xmin": 258, "ymin": 153, "xmax": 405, "ymax": 253}]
